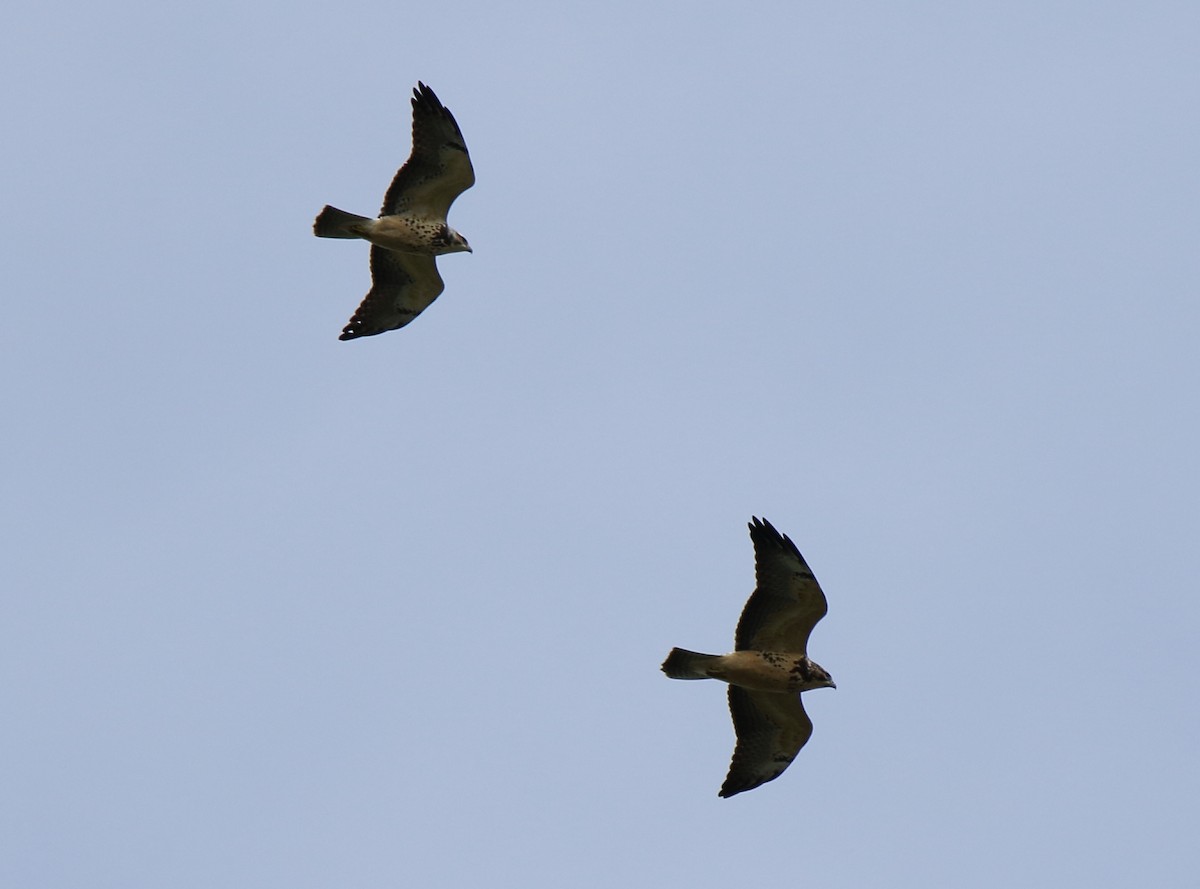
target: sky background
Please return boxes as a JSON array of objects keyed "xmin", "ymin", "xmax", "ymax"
[{"xmin": 3, "ymin": 2, "xmax": 1198, "ymax": 887}]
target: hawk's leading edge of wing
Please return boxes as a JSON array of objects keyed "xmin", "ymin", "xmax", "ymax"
[
  {"xmin": 733, "ymin": 517, "xmax": 828, "ymax": 653},
  {"xmin": 339, "ymin": 246, "xmax": 445, "ymax": 340},
  {"xmin": 380, "ymin": 82, "xmax": 475, "ymax": 219},
  {"xmin": 720, "ymin": 686, "xmax": 814, "ymax": 798}
]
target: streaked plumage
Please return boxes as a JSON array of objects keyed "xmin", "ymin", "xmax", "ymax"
[
  {"xmin": 661, "ymin": 517, "xmax": 836, "ymax": 798},
  {"xmin": 313, "ymin": 82, "xmax": 475, "ymax": 340}
]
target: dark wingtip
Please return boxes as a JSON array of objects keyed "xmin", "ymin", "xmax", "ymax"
[
  {"xmin": 412, "ymin": 81, "xmax": 443, "ymax": 111},
  {"xmin": 749, "ymin": 515, "xmax": 802, "ymax": 558},
  {"xmin": 749, "ymin": 516, "xmax": 779, "ymax": 540},
  {"xmin": 719, "ymin": 771, "xmax": 770, "ymax": 799}
]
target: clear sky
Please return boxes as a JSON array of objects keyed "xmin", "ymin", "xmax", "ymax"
[{"xmin": 3, "ymin": 2, "xmax": 1198, "ymax": 887}]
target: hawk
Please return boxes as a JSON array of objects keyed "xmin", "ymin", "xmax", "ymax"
[
  {"xmin": 661, "ymin": 517, "xmax": 836, "ymax": 798},
  {"xmin": 313, "ymin": 82, "xmax": 475, "ymax": 340}
]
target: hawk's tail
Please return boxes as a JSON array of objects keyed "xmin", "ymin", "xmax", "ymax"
[
  {"xmin": 661, "ymin": 648, "xmax": 720, "ymax": 680},
  {"xmin": 313, "ymin": 205, "xmax": 372, "ymax": 239}
]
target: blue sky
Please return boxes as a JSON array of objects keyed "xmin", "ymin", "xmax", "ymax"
[{"xmin": 3, "ymin": 2, "xmax": 1198, "ymax": 886}]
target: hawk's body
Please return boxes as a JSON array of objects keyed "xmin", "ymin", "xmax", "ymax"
[
  {"xmin": 662, "ymin": 648, "xmax": 830, "ymax": 694},
  {"xmin": 661, "ymin": 517, "xmax": 836, "ymax": 798},
  {"xmin": 315, "ymin": 209, "xmax": 459, "ymax": 255},
  {"xmin": 314, "ymin": 82, "xmax": 474, "ymax": 340}
]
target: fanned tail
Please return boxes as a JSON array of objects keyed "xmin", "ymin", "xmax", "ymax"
[
  {"xmin": 313, "ymin": 205, "xmax": 371, "ymax": 239},
  {"xmin": 661, "ymin": 648, "xmax": 720, "ymax": 680}
]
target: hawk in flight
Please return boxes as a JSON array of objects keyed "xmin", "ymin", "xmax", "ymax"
[
  {"xmin": 662, "ymin": 517, "xmax": 836, "ymax": 798},
  {"xmin": 314, "ymin": 82, "xmax": 475, "ymax": 340}
]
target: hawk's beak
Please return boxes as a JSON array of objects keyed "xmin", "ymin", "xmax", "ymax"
[{"xmin": 829, "ymin": 681, "xmax": 837, "ymax": 689}]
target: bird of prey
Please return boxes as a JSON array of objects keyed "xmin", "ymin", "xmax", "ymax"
[
  {"xmin": 661, "ymin": 517, "xmax": 836, "ymax": 798},
  {"xmin": 313, "ymin": 82, "xmax": 475, "ymax": 340}
]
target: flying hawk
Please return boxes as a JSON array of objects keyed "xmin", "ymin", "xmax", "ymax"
[
  {"xmin": 313, "ymin": 82, "xmax": 475, "ymax": 340},
  {"xmin": 661, "ymin": 517, "xmax": 836, "ymax": 798}
]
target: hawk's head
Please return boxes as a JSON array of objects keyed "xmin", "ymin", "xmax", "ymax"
[
  {"xmin": 435, "ymin": 225, "xmax": 472, "ymax": 254},
  {"xmin": 797, "ymin": 658, "xmax": 837, "ymax": 692}
]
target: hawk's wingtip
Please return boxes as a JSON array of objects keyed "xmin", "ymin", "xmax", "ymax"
[{"xmin": 748, "ymin": 516, "xmax": 772, "ymax": 541}]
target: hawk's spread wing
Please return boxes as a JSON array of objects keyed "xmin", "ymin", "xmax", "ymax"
[
  {"xmin": 720, "ymin": 686, "xmax": 813, "ymax": 798},
  {"xmin": 380, "ymin": 83, "xmax": 475, "ymax": 220},
  {"xmin": 733, "ymin": 517, "xmax": 828, "ymax": 653},
  {"xmin": 339, "ymin": 246, "xmax": 445, "ymax": 341}
]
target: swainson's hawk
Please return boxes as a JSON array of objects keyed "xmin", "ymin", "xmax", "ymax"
[
  {"xmin": 661, "ymin": 517, "xmax": 836, "ymax": 798},
  {"xmin": 314, "ymin": 82, "xmax": 475, "ymax": 340}
]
